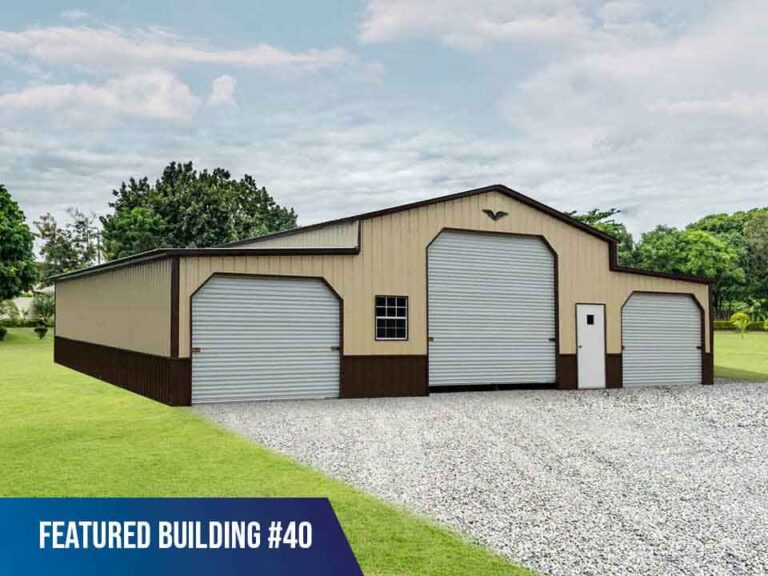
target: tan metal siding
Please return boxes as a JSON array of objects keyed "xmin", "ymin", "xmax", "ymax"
[
  {"xmin": 231, "ymin": 220, "xmax": 359, "ymax": 248},
  {"xmin": 56, "ymin": 258, "xmax": 172, "ymax": 356},
  {"xmin": 177, "ymin": 190, "xmax": 711, "ymax": 358}
]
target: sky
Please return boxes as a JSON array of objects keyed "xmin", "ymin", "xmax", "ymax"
[{"xmin": 1, "ymin": 0, "xmax": 767, "ymax": 235}]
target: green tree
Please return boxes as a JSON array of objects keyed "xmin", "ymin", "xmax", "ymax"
[
  {"xmin": 635, "ymin": 226, "xmax": 745, "ymax": 308},
  {"xmin": 566, "ymin": 208, "xmax": 636, "ymax": 265},
  {"xmin": 744, "ymin": 212, "xmax": 768, "ymax": 301},
  {"xmin": 0, "ymin": 185, "xmax": 37, "ymax": 300},
  {"xmin": 100, "ymin": 162, "xmax": 297, "ymax": 259},
  {"xmin": 35, "ymin": 210, "xmax": 100, "ymax": 283}
]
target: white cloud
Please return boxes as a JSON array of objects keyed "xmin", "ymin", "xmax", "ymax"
[
  {"xmin": 208, "ymin": 75, "xmax": 237, "ymax": 107},
  {"xmin": 61, "ymin": 9, "xmax": 91, "ymax": 22},
  {"xmin": 0, "ymin": 70, "xmax": 199, "ymax": 124},
  {"xmin": 651, "ymin": 93, "xmax": 768, "ymax": 119},
  {"xmin": 0, "ymin": 25, "xmax": 351, "ymax": 74},
  {"xmin": 359, "ymin": 0, "xmax": 594, "ymax": 49}
]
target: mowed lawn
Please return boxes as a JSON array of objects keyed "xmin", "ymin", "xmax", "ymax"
[
  {"xmin": 714, "ymin": 331, "xmax": 768, "ymax": 381},
  {"xmin": 0, "ymin": 329, "xmax": 530, "ymax": 576}
]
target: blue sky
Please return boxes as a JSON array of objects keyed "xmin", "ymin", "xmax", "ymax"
[{"xmin": 1, "ymin": 0, "xmax": 766, "ymax": 233}]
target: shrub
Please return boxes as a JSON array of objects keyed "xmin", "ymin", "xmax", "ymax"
[
  {"xmin": 0, "ymin": 318, "xmax": 43, "ymax": 328},
  {"xmin": 33, "ymin": 325, "xmax": 48, "ymax": 339},
  {"xmin": 0, "ymin": 326, "xmax": 6, "ymax": 341},
  {"xmin": 33, "ymin": 292, "xmax": 55, "ymax": 326},
  {"xmin": 0, "ymin": 300, "xmax": 20, "ymax": 322},
  {"xmin": 730, "ymin": 312, "xmax": 751, "ymax": 338}
]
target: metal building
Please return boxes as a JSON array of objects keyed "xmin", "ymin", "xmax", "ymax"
[{"xmin": 53, "ymin": 185, "xmax": 714, "ymax": 405}]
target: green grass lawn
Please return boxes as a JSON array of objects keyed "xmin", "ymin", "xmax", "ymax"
[
  {"xmin": 0, "ymin": 329, "xmax": 530, "ymax": 576},
  {"xmin": 714, "ymin": 331, "xmax": 768, "ymax": 381}
]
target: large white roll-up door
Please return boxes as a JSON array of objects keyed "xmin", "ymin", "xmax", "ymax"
[
  {"xmin": 428, "ymin": 230, "xmax": 557, "ymax": 387},
  {"xmin": 191, "ymin": 275, "xmax": 340, "ymax": 403},
  {"xmin": 622, "ymin": 293, "xmax": 702, "ymax": 386}
]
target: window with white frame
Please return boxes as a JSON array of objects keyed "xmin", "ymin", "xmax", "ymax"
[{"xmin": 375, "ymin": 296, "xmax": 408, "ymax": 340}]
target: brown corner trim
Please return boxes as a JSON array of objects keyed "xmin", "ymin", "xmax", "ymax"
[{"xmin": 54, "ymin": 336, "xmax": 191, "ymax": 406}]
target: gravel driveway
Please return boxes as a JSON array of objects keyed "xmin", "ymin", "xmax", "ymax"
[{"xmin": 196, "ymin": 381, "xmax": 768, "ymax": 576}]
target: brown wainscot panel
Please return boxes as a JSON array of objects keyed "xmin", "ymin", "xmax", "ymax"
[
  {"xmin": 557, "ymin": 354, "xmax": 578, "ymax": 390},
  {"xmin": 54, "ymin": 336, "xmax": 191, "ymax": 406},
  {"xmin": 606, "ymin": 353, "xmax": 623, "ymax": 389},
  {"xmin": 341, "ymin": 355, "xmax": 428, "ymax": 398},
  {"xmin": 703, "ymin": 352, "xmax": 714, "ymax": 385}
]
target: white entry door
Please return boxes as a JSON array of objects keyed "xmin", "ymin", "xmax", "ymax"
[{"xmin": 577, "ymin": 304, "xmax": 606, "ymax": 389}]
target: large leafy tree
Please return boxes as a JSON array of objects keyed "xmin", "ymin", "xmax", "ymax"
[
  {"xmin": 566, "ymin": 208, "xmax": 636, "ymax": 265},
  {"xmin": 0, "ymin": 185, "xmax": 37, "ymax": 300},
  {"xmin": 634, "ymin": 226, "xmax": 745, "ymax": 308},
  {"xmin": 687, "ymin": 208, "xmax": 768, "ymax": 308},
  {"xmin": 744, "ymin": 212, "xmax": 768, "ymax": 302},
  {"xmin": 100, "ymin": 162, "xmax": 297, "ymax": 259},
  {"xmin": 35, "ymin": 210, "xmax": 100, "ymax": 282}
]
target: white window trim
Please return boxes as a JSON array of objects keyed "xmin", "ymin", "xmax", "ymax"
[{"xmin": 375, "ymin": 295, "xmax": 409, "ymax": 341}]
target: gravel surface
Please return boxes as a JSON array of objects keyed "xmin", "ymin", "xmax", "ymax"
[{"xmin": 196, "ymin": 381, "xmax": 768, "ymax": 576}]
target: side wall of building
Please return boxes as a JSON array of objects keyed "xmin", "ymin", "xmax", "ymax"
[
  {"xmin": 56, "ymin": 258, "xmax": 173, "ymax": 356},
  {"xmin": 54, "ymin": 257, "xmax": 191, "ymax": 406}
]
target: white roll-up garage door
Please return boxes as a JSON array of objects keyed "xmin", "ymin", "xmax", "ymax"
[
  {"xmin": 622, "ymin": 293, "xmax": 702, "ymax": 386},
  {"xmin": 428, "ymin": 230, "xmax": 557, "ymax": 386},
  {"xmin": 191, "ymin": 275, "xmax": 340, "ymax": 403}
]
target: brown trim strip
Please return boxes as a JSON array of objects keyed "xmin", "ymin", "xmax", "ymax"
[
  {"xmin": 52, "ymin": 247, "xmax": 358, "ymax": 282},
  {"xmin": 53, "ymin": 184, "xmax": 712, "ymax": 286},
  {"xmin": 221, "ymin": 219, "xmax": 362, "ymax": 248},
  {"xmin": 54, "ymin": 336, "xmax": 191, "ymax": 406},
  {"xmin": 609, "ymin": 242, "xmax": 711, "ymax": 284},
  {"xmin": 222, "ymin": 184, "xmax": 618, "ymax": 248},
  {"xmin": 341, "ymin": 355, "xmax": 428, "ymax": 398}
]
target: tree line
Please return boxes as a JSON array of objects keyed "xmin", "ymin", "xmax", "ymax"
[
  {"xmin": 568, "ymin": 208, "xmax": 768, "ymax": 316},
  {"xmin": 1, "ymin": 164, "xmax": 766, "ymax": 317}
]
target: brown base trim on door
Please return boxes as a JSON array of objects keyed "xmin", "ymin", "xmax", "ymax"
[
  {"xmin": 557, "ymin": 354, "xmax": 578, "ymax": 390},
  {"xmin": 606, "ymin": 353, "xmax": 623, "ymax": 388},
  {"xmin": 703, "ymin": 352, "xmax": 714, "ymax": 385},
  {"xmin": 54, "ymin": 336, "xmax": 191, "ymax": 406},
  {"xmin": 341, "ymin": 355, "xmax": 428, "ymax": 398}
]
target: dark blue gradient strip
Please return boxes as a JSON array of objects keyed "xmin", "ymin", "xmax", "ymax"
[{"xmin": 0, "ymin": 498, "xmax": 362, "ymax": 575}]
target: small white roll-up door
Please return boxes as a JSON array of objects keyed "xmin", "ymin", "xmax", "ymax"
[
  {"xmin": 191, "ymin": 275, "xmax": 340, "ymax": 403},
  {"xmin": 428, "ymin": 230, "xmax": 557, "ymax": 386},
  {"xmin": 622, "ymin": 293, "xmax": 702, "ymax": 386}
]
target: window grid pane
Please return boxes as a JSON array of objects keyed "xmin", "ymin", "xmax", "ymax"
[{"xmin": 375, "ymin": 295, "xmax": 408, "ymax": 340}]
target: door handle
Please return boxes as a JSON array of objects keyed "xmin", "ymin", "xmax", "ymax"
[
  {"xmin": 578, "ymin": 345, "xmax": 583, "ymax": 349},
  {"xmin": 191, "ymin": 347, "xmax": 202, "ymax": 353},
  {"xmin": 428, "ymin": 336, "xmax": 434, "ymax": 342},
  {"xmin": 548, "ymin": 337, "xmax": 556, "ymax": 342},
  {"xmin": 331, "ymin": 345, "xmax": 341, "ymax": 351}
]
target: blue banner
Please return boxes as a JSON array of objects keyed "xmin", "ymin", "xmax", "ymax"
[{"xmin": 0, "ymin": 498, "xmax": 362, "ymax": 575}]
